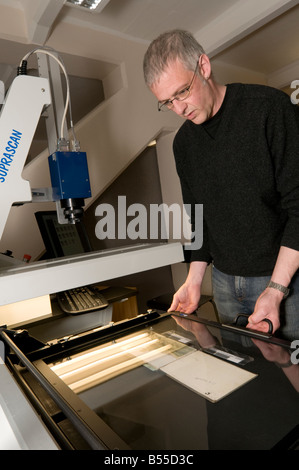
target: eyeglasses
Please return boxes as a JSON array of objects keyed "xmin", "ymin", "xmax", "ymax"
[{"xmin": 158, "ymin": 57, "xmax": 201, "ymax": 112}]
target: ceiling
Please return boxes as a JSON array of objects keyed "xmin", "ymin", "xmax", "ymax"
[
  {"xmin": 0, "ymin": 0, "xmax": 297, "ymax": 80},
  {"xmin": 0, "ymin": 0, "xmax": 298, "ymax": 157},
  {"xmin": 212, "ymin": 4, "xmax": 299, "ymax": 76},
  {"xmin": 60, "ymin": 0, "xmax": 239, "ymax": 42}
]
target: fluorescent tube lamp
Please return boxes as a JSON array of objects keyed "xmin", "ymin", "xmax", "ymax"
[
  {"xmin": 49, "ymin": 330, "xmax": 187, "ymax": 393},
  {"xmin": 66, "ymin": 0, "xmax": 110, "ymax": 13}
]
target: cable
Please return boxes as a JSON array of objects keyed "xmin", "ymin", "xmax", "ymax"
[{"xmin": 19, "ymin": 47, "xmax": 77, "ymax": 146}]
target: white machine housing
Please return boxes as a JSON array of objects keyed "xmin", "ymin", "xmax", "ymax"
[{"xmin": 0, "ymin": 75, "xmax": 51, "ymax": 239}]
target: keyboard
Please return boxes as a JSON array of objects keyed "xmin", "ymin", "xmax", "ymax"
[{"xmin": 57, "ymin": 285, "xmax": 109, "ymax": 314}]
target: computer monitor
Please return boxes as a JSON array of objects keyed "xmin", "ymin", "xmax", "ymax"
[{"xmin": 35, "ymin": 211, "xmax": 92, "ymax": 259}]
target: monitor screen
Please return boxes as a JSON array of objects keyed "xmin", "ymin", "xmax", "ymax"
[{"xmin": 35, "ymin": 211, "xmax": 92, "ymax": 259}]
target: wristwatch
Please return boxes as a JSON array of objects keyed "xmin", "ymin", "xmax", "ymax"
[
  {"xmin": 274, "ymin": 359, "xmax": 293, "ymax": 368},
  {"xmin": 267, "ymin": 281, "xmax": 290, "ymax": 299}
]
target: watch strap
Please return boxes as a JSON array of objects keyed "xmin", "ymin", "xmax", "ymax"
[{"xmin": 267, "ymin": 281, "xmax": 290, "ymax": 299}]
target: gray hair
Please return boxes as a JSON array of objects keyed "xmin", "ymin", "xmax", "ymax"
[{"xmin": 143, "ymin": 30, "xmax": 205, "ymax": 87}]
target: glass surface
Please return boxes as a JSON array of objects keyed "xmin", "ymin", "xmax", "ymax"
[{"xmin": 47, "ymin": 315, "xmax": 299, "ymax": 450}]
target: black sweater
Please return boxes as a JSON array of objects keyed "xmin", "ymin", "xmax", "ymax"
[{"xmin": 173, "ymin": 83, "xmax": 299, "ymax": 276}]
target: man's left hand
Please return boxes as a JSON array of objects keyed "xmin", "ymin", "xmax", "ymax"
[{"xmin": 247, "ymin": 288, "xmax": 283, "ymax": 334}]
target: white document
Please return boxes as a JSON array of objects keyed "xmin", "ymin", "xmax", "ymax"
[{"xmin": 161, "ymin": 350, "xmax": 257, "ymax": 402}]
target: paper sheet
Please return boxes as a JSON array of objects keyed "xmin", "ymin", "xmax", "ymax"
[{"xmin": 161, "ymin": 350, "xmax": 257, "ymax": 402}]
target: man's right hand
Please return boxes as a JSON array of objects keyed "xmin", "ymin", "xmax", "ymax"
[
  {"xmin": 168, "ymin": 261, "xmax": 208, "ymax": 314},
  {"xmin": 168, "ymin": 282, "xmax": 201, "ymax": 314}
]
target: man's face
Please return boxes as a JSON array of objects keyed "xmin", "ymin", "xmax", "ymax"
[{"xmin": 150, "ymin": 57, "xmax": 215, "ymax": 125}]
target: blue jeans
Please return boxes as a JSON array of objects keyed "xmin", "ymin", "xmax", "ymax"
[{"xmin": 212, "ymin": 266, "xmax": 299, "ymax": 341}]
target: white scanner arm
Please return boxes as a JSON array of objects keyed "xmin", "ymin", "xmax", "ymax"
[{"xmin": 0, "ymin": 75, "xmax": 51, "ymax": 239}]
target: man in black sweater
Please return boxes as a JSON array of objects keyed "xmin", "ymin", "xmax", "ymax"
[{"xmin": 143, "ymin": 30, "xmax": 299, "ymax": 341}]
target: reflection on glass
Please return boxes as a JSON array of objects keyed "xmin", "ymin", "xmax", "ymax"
[{"xmin": 49, "ymin": 330, "xmax": 191, "ymax": 393}]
